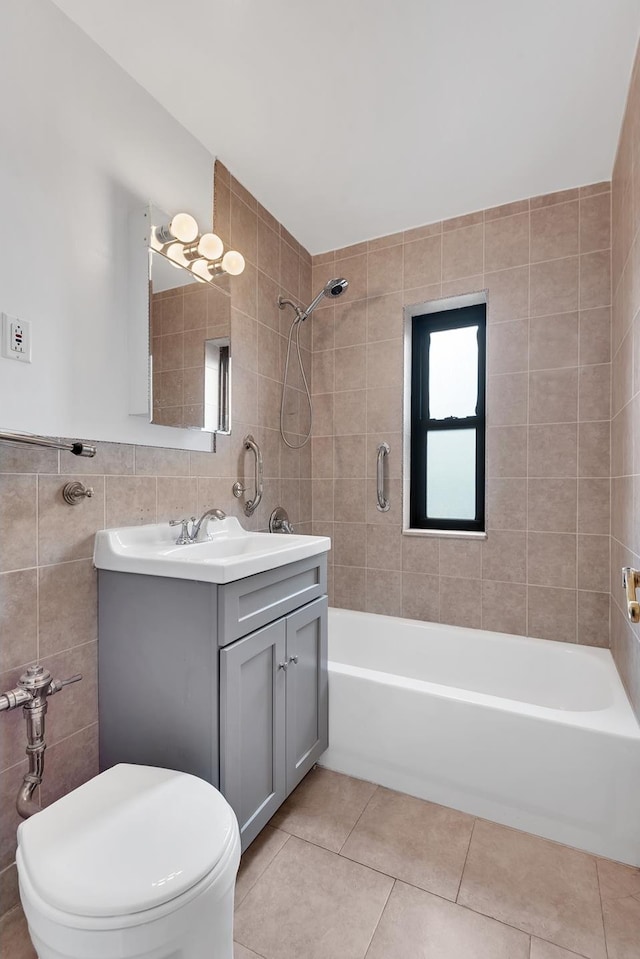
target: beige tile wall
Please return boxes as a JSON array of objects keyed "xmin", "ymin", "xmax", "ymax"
[
  {"xmin": 610, "ymin": 47, "xmax": 640, "ymax": 721},
  {"xmin": 0, "ymin": 162, "xmax": 313, "ymax": 914},
  {"xmin": 311, "ymin": 185, "xmax": 611, "ymax": 647}
]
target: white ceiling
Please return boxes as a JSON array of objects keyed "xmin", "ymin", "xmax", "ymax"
[{"xmin": 52, "ymin": 0, "xmax": 640, "ymax": 254}]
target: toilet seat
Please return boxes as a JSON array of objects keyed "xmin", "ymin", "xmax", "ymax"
[
  {"xmin": 17, "ymin": 764, "xmax": 238, "ymax": 919},
  {"xmin": 17, "ymin": 823, "xmax": 239, "ymax": 932}
]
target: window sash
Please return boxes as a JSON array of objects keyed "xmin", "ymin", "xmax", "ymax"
[{"xmin": 410, "ymin": 305, "xmax": 486, "ymax": 531}]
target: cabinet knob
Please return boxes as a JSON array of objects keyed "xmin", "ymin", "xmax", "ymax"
[
  {"xmin": 278, "ymin": 661, "xmax": 288, "ymax": 671},
  {"xmin": 288, "ymin": 655, "xmax": 299, "ymax": 665}
]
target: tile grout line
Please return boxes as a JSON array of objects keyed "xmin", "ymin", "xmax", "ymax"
[
  {"xmin": 362, "ymin": 878, "xmax": 396, "ymax": 959},
  {"xmin": 593, "ymin": 859, "xmax": 611, "ymax": 959},
  {"xmin": 235, "ymin": 831, "xmax": 292, "ymax": 912},
  {"xmin": 337, "ymin": 784, "xmax": 380, "ymax": 856},
  {"xmin": 454, "ymin": 816, "xmax": 477, "ymax": 903}
]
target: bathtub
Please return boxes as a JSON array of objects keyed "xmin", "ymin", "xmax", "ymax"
[{"xmin": 321, "ymin": 608, "xmax": 640, "ymax": 866}]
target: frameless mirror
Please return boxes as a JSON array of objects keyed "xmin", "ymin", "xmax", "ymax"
[{"xmin": 148, "ymin": 243, "xmax": 231, "ymax": 433}]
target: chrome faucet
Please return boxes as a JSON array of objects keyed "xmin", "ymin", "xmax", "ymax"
[{"xmin": 170, "ymin": 508, "xmax": 227, "ymax": 545}]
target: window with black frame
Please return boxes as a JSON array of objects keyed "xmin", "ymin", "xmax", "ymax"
[{"xmin": 409, "ymin": 302, "xmax": 486, "ymax": 532}]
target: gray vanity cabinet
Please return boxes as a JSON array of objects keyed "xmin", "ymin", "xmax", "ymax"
[
  {"xmin": 220, "ymin": 597, "xmax": 328, "ymax": 848},
  {"xmin": 97, "ymin": 554, "xmax": 328, "ymax": 852}
]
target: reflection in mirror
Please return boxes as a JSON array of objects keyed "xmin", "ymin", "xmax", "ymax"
[
  {"xmin": 205, "ymin": 338, "xmax": 230, "ymax": 433},
  {"xmin": 149, "ymin": 250, "xmax": 231, "ymax": 433}
]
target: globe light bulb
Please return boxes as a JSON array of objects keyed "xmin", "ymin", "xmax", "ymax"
[
  {"xmin": 191, "ymin": 258, "xmax": 212, "ymax": 281},
  {"xmin": 222, "ymin": 250, "xmax": 245, "ymax": 276},
  {"xmin": 197, "ymin": 232, "xmax": 224, "ymax": 260},
  {"xmin": 166, "ymin": 243, "xmax": 189, "ymax": 267},
  {"xmin": 169, "ymin": 212, "xmax": 198, "ymax": 244}
]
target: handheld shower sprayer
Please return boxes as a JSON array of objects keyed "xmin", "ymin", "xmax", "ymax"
[{"xmin": 278, "ymin": 277, "xmax": 349, "ymax": 448}]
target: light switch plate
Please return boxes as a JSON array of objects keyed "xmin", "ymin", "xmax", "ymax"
[{"xmin": 1, "ymin": 312, "xmax": 31, "ymax": 362}]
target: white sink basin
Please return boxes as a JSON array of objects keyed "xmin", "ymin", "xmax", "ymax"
[{"xmin": 93, "ymin": 518, "xmax": 331, "ymax": 584}]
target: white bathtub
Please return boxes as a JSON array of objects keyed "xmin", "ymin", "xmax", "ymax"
[{"xmin": 321, "ymin": 608, "xmax": 640, "ymax": 865}]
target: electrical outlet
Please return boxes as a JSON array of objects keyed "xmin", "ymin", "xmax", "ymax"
[{"xmin": 1, "ymin": 312, "xmax": 31, "ymax": 363}]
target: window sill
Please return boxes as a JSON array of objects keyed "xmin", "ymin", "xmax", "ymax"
[{"xmin": 402, "ymin": 528, "xmax": 487, "ymax": 540}]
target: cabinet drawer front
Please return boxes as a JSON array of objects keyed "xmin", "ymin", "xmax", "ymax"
[{"xmin": 218, "ymin": 555, "xmax": 327, "ymax": 645}]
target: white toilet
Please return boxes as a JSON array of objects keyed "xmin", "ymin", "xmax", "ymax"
[{"xmin": 16, "ymin": 764, "xmax": 241, "ymax": 959}]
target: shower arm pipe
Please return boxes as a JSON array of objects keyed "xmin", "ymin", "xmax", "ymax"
[
  {"xmin": 0, "ymin": 430, "xmax": 96, "ymax": 457},
  {"xmin": 277, "ymin": 297, "xmax": 305, "ymax": 321}
]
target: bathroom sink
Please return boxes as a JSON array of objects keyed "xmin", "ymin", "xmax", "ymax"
[{"xmin": 93, "ymin": 517, "xmax": 331, "ymax": 584}]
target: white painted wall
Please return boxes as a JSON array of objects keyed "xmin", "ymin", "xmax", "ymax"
[{"xmin": 0, "ymin": 0, "xmax": 216, "ymax": 449}]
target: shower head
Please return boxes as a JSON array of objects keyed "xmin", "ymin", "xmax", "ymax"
[
  {"xmin": 277, "ymin": 277, "xmax": 349, "ymax": 322},
  {"xmin": 300, "ymin": 277, "xmax": 349, "ymax": 319},
  {"xmin": 324, "ymin": 278, "xmax": 349, "ymax": 298}
]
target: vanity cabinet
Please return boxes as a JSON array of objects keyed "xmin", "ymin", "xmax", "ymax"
[
  {"xmin": 220, "ymin": 597, "xmax": 328, "ymax": 848},
  {"xmin": 97, "ymin": 554, "xmax": 328, "ymax": 851}
]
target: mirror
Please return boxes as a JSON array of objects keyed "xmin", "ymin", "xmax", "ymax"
[{"xmin": 148, "ymin": 245, "xmax": 232, "ymax": 433}]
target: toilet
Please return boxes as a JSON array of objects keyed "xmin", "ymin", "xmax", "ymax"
[{"xmin": 16, "ymin": 764, "xmax": 241, "ymax": 959}]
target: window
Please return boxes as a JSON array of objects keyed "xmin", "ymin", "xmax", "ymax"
[{"xmin": 408, "ymin": 298, "xmax": 486, "ymax": 533}]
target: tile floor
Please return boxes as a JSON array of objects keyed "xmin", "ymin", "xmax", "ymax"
[{"xmin": 2, "ymin": 767, "xmax": 640, "ymax": 958}]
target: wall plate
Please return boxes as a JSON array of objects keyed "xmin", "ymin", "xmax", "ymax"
[{"xmin": 1, "ymin": 312, "xmax": 31, "ymax": 363}]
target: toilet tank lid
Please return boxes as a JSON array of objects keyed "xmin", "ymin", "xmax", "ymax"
[{"xmin": 17, "ymin": 764, "xmax": 238, "ymax": 918}]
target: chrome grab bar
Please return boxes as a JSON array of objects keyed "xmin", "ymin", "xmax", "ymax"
[
  {"xmin": 622, "ymin": 566, "xmax": 640, "ymax": 623},
  {"xmin": 376, "ymin": 442, "xmax": 390, "ymax": 512},
  {"xmin": 232, "ymin": 434, "xmax": 263, "ymax": 515},
  {"xmin": 0, "ymin": 429, "xmax": 96, "ymax": 457}
]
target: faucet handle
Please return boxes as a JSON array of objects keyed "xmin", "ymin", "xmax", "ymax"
[
  {"xmin": 169, "ymin": 518, "xmax": 192, "ymax": 545},
  {"xmin": 49, "ymin": 674, "xmax": 82, "ymax": 695}
]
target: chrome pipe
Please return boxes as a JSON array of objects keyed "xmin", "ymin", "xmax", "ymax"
[
  {"xmin": 376, "ymin": 442, "xmax": 390, "ymax": 512},
  {"xmin": 0, "ymin": 430, "xmax": 96, "ymax": 457},
  {"xmin": 0, "ymin": 666, "xmax": 82, "ymax": 818}
]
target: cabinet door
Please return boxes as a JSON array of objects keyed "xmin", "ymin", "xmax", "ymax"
[
  {"xmin": 285, "ymin": 597, "xmax": 329, "ymax": 794},
  {"xmin": 220, "ymin": 619, "xmax": 287, "ymax": 850}
]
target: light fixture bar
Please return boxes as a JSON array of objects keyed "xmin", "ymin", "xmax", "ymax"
[{"xmin": 151, "ymin": 213, "xmax": 245, "ymax": 282}]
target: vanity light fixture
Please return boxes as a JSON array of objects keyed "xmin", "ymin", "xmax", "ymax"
[
  {"xmin": 196, "ymin": 232, "xmax": 224, "ymax": 261},
  {"xmin": 165, "ymin": 242, "xmax": 190, "ymax": 268},
  {"xmin": 151, "ymin": 212, "xmax": 245, "ymax": 281},
  {"xmin": 221, "ymin": 250, "xmax": 246, "ymax": 276},
  {"xmin": 154, "ymin": 212, "xmax": 199, "ymax": 245},
  {"xmin": 190, "ymin": 258, "xmax": 215, "ymax": 282}
]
